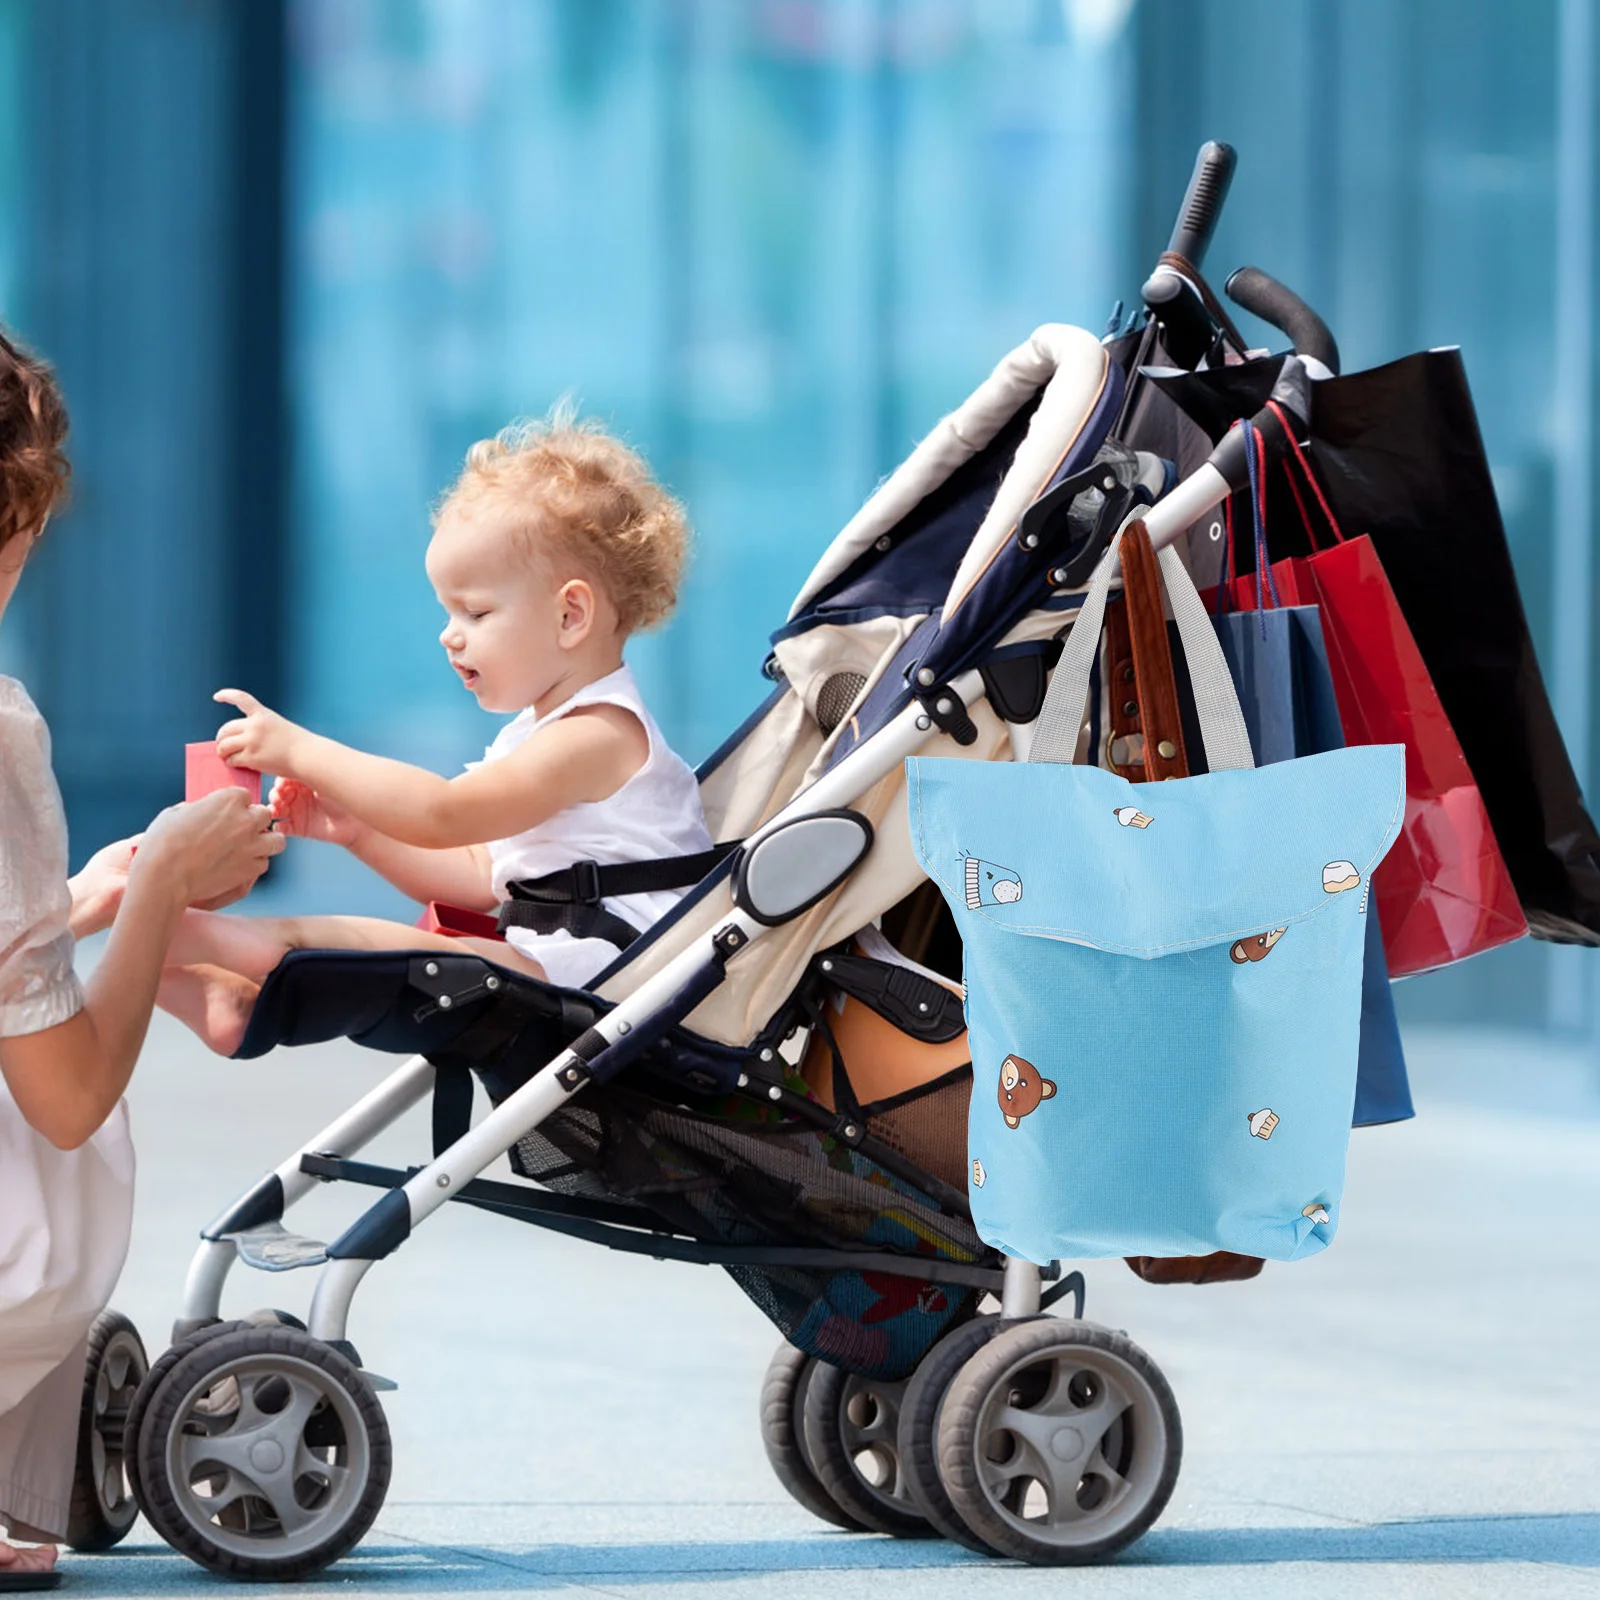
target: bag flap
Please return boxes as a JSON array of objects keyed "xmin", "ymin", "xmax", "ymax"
[{"xmin": 907, "ymin": 746, "xmax": 1405, "ymax": 959}]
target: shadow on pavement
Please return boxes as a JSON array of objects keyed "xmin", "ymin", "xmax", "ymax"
[{"xmin": 66, "ymin": 1513, "xmax": 1600, "ymax": 1591}]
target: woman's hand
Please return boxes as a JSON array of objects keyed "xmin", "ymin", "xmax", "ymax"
[
  {"xmin": 213, "ymin": 689, "xmax": 308, "ymax": 777},
  {"xmin": 68, "ymin": 835, "xmax": 140, "ymax": 937},
  {"xmin": 134, "ymin": 789, "xmax": 285, "ymax": 908},
  {"xmin": 269, "ymin": 778, "xmax": 368, "ymax": 849}
]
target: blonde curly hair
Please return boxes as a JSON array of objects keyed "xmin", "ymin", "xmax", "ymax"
[{"xmin": 438, "ymin": 406, "xmax": 689, "ymax": 635}]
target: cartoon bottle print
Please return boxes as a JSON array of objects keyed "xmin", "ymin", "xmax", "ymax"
[
  {"xmin": 999, "ymin": 1054, "xmax": 1057, "ymax": 1128},
  {"xmin": 964, "ymin": 854, "xmax": 1023, "ymax": 908}
]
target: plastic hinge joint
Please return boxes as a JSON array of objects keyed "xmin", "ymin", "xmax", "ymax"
[{"xmin": 915, "ymin": 688, "xmax": 979, "ymax": 746}]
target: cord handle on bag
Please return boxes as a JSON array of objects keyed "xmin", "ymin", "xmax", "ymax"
[{"xmin": 1265, "ymin": 398, "xmax": 1348, "ymax": 553}]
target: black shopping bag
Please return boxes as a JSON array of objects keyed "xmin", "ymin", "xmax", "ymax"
[{"xmin": 1146, "ymin": 350, "xmax": 1600, "ymax": 944}]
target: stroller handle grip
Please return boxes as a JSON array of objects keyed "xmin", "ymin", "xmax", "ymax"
[
  {"xmin": 1225, "ymin": 266, "xmax": 1341, "ymax": 375},
  {"xmin": 1165, "ymin": 141, "xmax": 1236, "ymax": 267}
]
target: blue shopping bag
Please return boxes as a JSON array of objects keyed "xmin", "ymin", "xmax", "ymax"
[
  {"xmin": 1212, "ymin": 601, "xmax": 1413, "ymax": 1128},
  {"xmin": 908, "ymin": 522, "xmax": 1404, "ymax": 1264}
]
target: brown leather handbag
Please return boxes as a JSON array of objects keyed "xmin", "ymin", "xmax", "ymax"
[{"xmin": 1107, "ymin": 521, "xmax": 1264, "ymax": 1287}]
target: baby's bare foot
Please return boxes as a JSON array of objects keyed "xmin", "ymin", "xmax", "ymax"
[
  {"xmin": 0, "ymin": 1539, "xmax": 59, "ymax": 1574},
  {"xmin": 157, "ymin": 963, "xmax": 262, "ymax": 1056}
]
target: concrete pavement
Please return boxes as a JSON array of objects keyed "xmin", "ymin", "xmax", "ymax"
[{"xmin": 55, "ymin": 1011, "xmax": 1600, "ymax": 1597}]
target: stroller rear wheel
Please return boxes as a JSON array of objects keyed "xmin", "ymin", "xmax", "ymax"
[
  {"xmin": 133, "ymin": 1325, "xmax": 391, "ymax": 1580},
  {"xmin": 758, "ymin": 1343, "xmax": 866, "ymax": 1532},
  {"xmin": 938, "ymin": 1318, "xmax": 1181, "ymax": 1565},
  {"xmin": 64, "ymin": 1311, "xmax": 148, "ymax": 1551},
  {"xmin": 802, "ymin": 1363, "xmax": 935, "ymax": 1538}
]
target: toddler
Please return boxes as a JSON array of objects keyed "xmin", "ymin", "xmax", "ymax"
[{"xmin": 160, "ymin": 412, "xmax": 712, "ymax": 1055}]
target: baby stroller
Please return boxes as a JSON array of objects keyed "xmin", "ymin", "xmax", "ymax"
[{"xmin": 119, "ymin": 153, "xmax": 1322, "ymax": 1578}]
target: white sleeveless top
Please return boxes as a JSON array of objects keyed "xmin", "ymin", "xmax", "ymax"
[{"xmin": 479, "ymin": 664, "xmax": 711, "ymax": 989}]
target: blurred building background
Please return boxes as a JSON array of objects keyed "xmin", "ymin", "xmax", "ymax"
[{"xmin": 0, "ymin": 0, "xmax": 1593, "ymax": 1034}]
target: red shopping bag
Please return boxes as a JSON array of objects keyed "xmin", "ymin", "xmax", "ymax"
[{"xmin": 1208, "ymin": 412, "xmax": 1527, "ymax": 976}]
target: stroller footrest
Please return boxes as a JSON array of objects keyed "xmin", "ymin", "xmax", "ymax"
[{"xmin": 223, "ymin": 1221, "xmax": 329, "ymax": 1272}]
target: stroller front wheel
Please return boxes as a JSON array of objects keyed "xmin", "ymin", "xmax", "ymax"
[
  {"xmin": 937, "ymin": 1318, "xmax": 1181, "ymax": 1565},
  {"xmin": 65, "ymin": 1310, "xmax": 148, "ymax": 1551},
  {"xmin": 133, "ymin": 1325, "xmax": 391, "ymax": 1580}
]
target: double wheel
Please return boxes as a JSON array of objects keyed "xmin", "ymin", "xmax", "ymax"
[
  {"xmin": 760, "ymin": 1313, "xmax": 1181, "ymax": 1564},
  {"xmin": 119, "ymin": 1314, "xmax": 391, "ymax": 1581}
]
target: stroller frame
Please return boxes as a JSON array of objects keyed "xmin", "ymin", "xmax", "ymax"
[{"xmin": 176, "ymin": 441, "xmax": 1243, "ymax": 1345}]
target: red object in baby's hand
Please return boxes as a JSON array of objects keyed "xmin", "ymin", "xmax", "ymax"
[
  {"xmin": 186, "ymin": 742, "xmax": 262, "ymax": 804},
  {"xmin": 416, "ymin": 902, "xmax": 505, "ymax": 941}
]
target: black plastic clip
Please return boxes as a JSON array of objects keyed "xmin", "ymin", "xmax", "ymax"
[
  {"xmin": 712, "ymin": 922, "xmax": 751, "ymax": 963},
  {"xmin": 916, "ymin": 686, "xmax": 978, "ymax": 747}
]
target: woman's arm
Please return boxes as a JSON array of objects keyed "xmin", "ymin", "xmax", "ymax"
[
  {"xmin": 216, "ymin": 690, "xmax": 647, "ymax": 852},
  {"xmin": 0, "ymin": 792, "xmax": 283, "ymax": 1149}
]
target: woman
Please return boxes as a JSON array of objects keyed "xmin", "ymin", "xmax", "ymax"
[{"xmin": 0, "ymin": 329, "xmax": 283, "ymax": 1587}]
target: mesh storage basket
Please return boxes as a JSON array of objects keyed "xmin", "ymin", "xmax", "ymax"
[{"xmin": 507, "ymin": 1077, "xmax": 984, "ymax": 1379}]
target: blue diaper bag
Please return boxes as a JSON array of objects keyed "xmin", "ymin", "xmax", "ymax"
[{"xmin": 908, "ymin": 523, "xmax": 1404, "ymax": 1264}]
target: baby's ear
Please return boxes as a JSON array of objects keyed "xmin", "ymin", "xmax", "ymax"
[{"xmin": 557, "ymin": 577, "xmax": 599, "ymax": 645}]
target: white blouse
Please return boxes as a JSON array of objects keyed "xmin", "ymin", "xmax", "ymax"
[{"xmin": 0, "ymin": 676, "xmax": 134, "ymax": 1413}]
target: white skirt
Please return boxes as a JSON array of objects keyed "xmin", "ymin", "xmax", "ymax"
[{"xmin": 0, "ymin": 1085, "xmax": 134, "ymax": 1414}]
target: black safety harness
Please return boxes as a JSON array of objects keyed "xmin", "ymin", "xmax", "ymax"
[{"xmin": 496, "ymin": 844, "xmax": 740, "ymax": 952}]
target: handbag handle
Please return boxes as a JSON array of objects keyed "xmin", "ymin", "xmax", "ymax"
[{"xmin": 1031, "ymin": 516, "xmax": 1255, "ymax": 771}]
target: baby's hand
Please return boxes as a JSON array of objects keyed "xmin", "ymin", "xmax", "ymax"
[
  {"xmin": 269, "ymin": 778, "xmax": 364, "ymax": 848},
  {"xmin": 214, "ymin": 689, "xmax": 306, "ymax": 777}
]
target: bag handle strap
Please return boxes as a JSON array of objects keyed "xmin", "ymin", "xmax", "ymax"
[
  {"xmin": 1118, "ymin": 522, "xmax": 1189, "ymax": 780},
  {"xmin": 1031, "ymin": 516, "xmax": 1255, "ymax": 771}
]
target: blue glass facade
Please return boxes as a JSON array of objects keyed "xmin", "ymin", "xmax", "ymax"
[{"xmin": 2, "ymin": 0, "xmax": 1597, "ymax": 1029}]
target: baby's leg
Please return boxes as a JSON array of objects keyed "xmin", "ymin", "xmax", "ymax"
[
  {"xmin": 158, "ymin": 916, "xmax": 546, "ymax": 1056},
  {"xmin": 165, "ymin": 910, "xmax": 543, "ymax": 984}
]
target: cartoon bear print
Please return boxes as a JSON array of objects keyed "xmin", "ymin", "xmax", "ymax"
[
  {"xmin": 1230, "ymin": 927, "xmax": 1287, "ymax": 964},
  {"xmin": 998, "ymin": 1054, "xmax": 1057, "ymax": 1128}
]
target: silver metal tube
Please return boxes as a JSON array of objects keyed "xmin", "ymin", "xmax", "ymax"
[
  {"xmin": 177, "ymin": 1239, "xmax": 238, "ymax": 1331},
  {"xmin": 1000, "ymin": 1256, "xmax": 1042, "ymax": 1318},
  {"xmin": 307, "ymin": 1257, "xmax": 374, "ymax": 1344},
  {"xmin": 270, "ymin": 1053, "xmax": 436, "ymax": 1210}
]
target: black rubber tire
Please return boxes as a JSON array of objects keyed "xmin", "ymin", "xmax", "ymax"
[
  {"xmin": 122, "ymin": 1320, "xmax": 247, "ymax": 1518},
  {"xmin": 64, "ymin": 1311, "xmax": 148, "ymax": 1551},
  {"xmin": 897, "ymin": 1315, "xmax": 1036, "ymax": 1553},
  {"xmin": 803, "ymin": 1362, "xmax": 935, "ymax": 1539},
  {"xmin": 938, "ymin": 1318, "xmax": 1182, "ymax": 1565},
  {"xmin": 758, "ymin": 1343, "xmax": 865, "ymax": 1532},
  {"xmin": 135, "ymin": 1325, "xmax": 391, "ymax": 1581}
]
